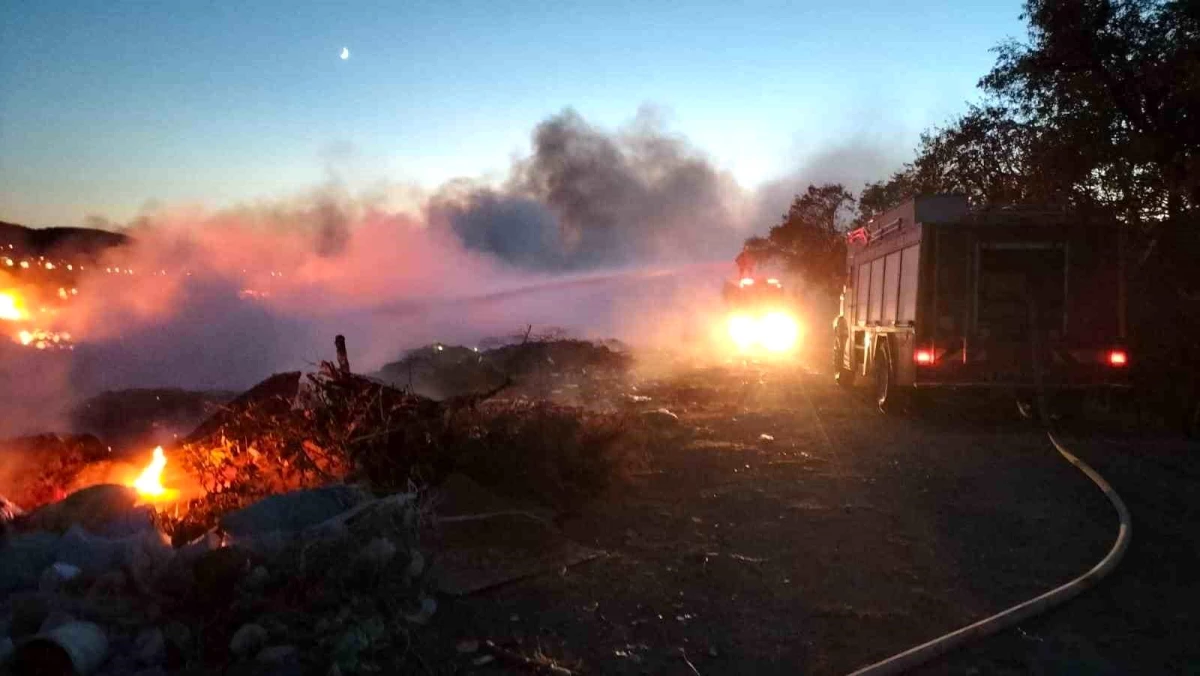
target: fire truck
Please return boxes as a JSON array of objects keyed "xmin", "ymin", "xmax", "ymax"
[
  {"xmin": 722, "ymin": 274, "xmax": 801, "ymax": 355},
  {"xmin": 832, "ymin": 195, "xmax": 1129, "ymax": 413}
]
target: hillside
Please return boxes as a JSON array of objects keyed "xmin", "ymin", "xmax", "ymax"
[{"xmin": 0, "ymin": 219, "xmax": 131, "ymax": 258}]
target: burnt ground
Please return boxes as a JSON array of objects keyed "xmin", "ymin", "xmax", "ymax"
[{"xmin": 416, "ymin": 361, "xmax": 1199, "ymax": 675}]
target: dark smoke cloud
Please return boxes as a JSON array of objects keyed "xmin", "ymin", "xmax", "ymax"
[
  {"xmin": 429, "ymin": 108, "xmax": 747, "ymax": 270},
  {"xmin": 427, "ymin": 183, "xmax": 563, "ymax": 269}
]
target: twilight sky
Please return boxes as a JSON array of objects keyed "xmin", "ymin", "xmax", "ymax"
[{"xmin": 0, "ymin": 0, "xmax": 1023, "ymax": 227}]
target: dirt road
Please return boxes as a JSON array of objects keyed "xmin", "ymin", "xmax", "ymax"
[{"xmin": 424, "ymin": 362, "xmax": 1198, "ymax": 674}]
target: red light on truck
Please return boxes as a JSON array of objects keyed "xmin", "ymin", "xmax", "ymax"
[
  {"xmin": 914, "ymin": 349, "xmax": 935, "ymax": 365},
  {"xmin": 1108, "ymin": 350, "xmax": 1128, "ymax": 367}
]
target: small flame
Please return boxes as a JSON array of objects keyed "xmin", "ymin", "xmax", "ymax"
[{"xmin": 132, "ymin": 446, "xmax": 176, "ymax": 500}]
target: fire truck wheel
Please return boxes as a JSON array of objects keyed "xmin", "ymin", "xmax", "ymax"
[
  {"xmin": 834, "ymin": 338, "xmax": 855, "ymax": 387},
  {"xmin": 874, "ymin": 342, "xmax": 905, "ymax": 414}
]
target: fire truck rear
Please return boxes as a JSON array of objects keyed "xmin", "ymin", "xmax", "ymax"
[{"xmin": 833, "ymin": 195, "xmax": 1129, "ymax": 413}]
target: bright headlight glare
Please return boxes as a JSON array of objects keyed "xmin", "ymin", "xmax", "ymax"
[
  {"xmin": 728, "ymin": 315, "xmax": 757, "ymax": 349},
  {"xmin": 759, "ymin": 312, "xmax": 800, "ymax": 352}
]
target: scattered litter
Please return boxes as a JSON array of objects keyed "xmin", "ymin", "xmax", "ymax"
[
  {"xmin": 679, "ymin": 647, "xmax": 702, "ymax": 676},
  {"xmin": 759, "ymin": 433, "xmax": 775, "ymax": 442},
  {"xmin": 15, "ymin": 621, "xmax": 109, "ymax": 676},
  {"xmin": 643, "ymin": 408, "xmax": 680, "ymax": 425},
  {"xmin": 729, "ymin": 554, "xmax": 768, "ymax": 563}
]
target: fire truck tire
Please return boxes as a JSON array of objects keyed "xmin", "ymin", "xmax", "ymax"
[
  {"xmin": 836, "ymin": 368, "xmax": 855, "ymax": 388},
  {"xmin": 834, "ymin": 337, "xmax": 855, "ymax": 387},
  {"xmin": 874, "ymin": 343, "xmax": 906, "ymax": 414}
]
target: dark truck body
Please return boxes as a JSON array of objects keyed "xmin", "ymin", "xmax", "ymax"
[{"xmin": 834, "ymin": 195, "xmax": 1129, "ymax": 395}]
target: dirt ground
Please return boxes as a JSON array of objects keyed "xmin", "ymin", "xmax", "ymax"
[{"xmin": 417, "ymin": 360, "xmax": 1199, "ymax": 675}]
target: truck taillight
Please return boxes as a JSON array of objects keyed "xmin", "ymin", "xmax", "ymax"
[
  {"xmin": 1108, "ymin": 349, "xmax": 1128, "ymax": 367},
  {"xmin": 914, "ymin": 349, "xmax": 935, "ymax": 365}
]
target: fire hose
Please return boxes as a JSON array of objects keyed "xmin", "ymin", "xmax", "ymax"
[{"xmin": 845, "ymin": 303, "xmax": 1132, "ymax": 675}]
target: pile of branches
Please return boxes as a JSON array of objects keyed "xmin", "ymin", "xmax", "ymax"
[
  {"xmin": 175, "ymin": 363, "xmax": 503, "ymax": 538},
  {"xmin": 376, "ymin": 335, "xmax": 634, "ymax": 406},
  {"xmin": 171, "ymin": 339, "xmax": 648, "ymax": 538}
]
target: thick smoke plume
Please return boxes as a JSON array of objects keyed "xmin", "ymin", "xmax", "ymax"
[{"xmin": 430, "ymin": 108, "xmax": 749, "ymax": 269}]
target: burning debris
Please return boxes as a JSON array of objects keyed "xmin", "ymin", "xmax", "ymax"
[{"xmin": 132, "ymin": 447, "xmax": 175, "ymax": 503}]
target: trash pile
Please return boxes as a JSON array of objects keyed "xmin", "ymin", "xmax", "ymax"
[
  {"xmin": 1, "ymin": 482, "xmax": 430, "ymax": 676},
  {"xmin": 0, "ymin": 337, "xmax": 652, "ymax": 674},
  {"xmin": 168, "ymin": 363, "xmax": 479, "ymax": 542}
]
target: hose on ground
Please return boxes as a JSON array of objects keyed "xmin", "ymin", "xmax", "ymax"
[{"xmin": 845, "ymin": 303, "xmax": 1132, "ymax": 675}]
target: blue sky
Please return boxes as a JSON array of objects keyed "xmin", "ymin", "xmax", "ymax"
[{"xmin": 0, "ymin": 0, "xmax": 1024, "ymax": 227}]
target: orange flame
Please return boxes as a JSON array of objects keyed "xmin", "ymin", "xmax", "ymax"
[
  {"xmin": 0, "ymin": 290, "xmax": 27, "ymax": 321},
  {"xmin": 132, "ymin": 446, "xmax": 177, "ymax": 501}
]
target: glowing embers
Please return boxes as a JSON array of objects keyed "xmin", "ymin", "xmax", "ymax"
[{"xmin": 15, "ymin": 328, "xmax": 73, "ymax": 350}]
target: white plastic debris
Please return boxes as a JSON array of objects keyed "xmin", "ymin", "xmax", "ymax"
[
  {"xmin": 291, "ymin": 373, "xmax": 322, "ymax": 411},
  {"xmin": 16, "ymin": 621, "xmax": 108, "ymax": 676},
  {"xmin": 642, "ymin": 408, "xmax": 680, "ymax": 425},
  {"xmin": 38, "ymin": 562, "xmax": 82, "ymax": 592}
]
